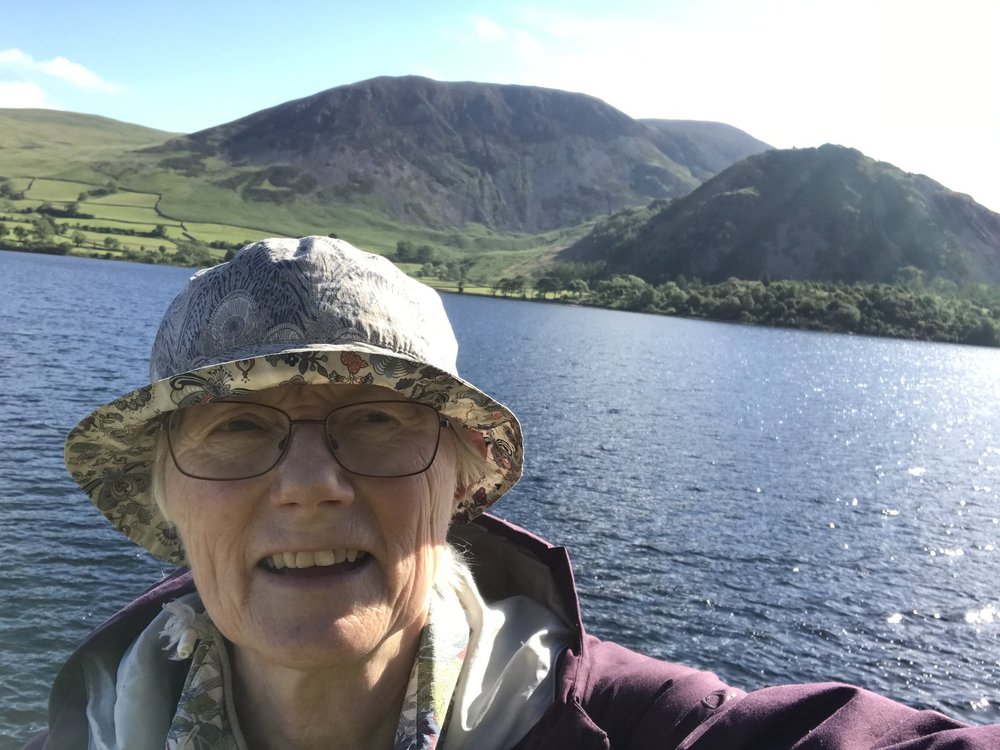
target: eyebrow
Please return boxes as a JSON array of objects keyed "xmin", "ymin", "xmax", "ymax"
[{"xmin": 225, "ymin": 388, "xmax": 407, "ymax": 409}]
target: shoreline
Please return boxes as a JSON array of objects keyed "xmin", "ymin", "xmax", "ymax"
[{"xmin": 4, "ymin": 244, "xmax": 998, "ymax": 349}]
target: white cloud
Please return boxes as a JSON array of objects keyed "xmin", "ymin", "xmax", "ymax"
[
  {"xmin": 511, "ymin": 30, "xmax": 544, "ymax": 59},
  {"xmin": 44, "ymin": 56, "xmax": 117, "ymax": 91},
  {"xmin": 0, "ymin": 48, "xmax": 119, "ymax": 92},
  {"xmin": 473, "ymin": 16, "xmax": 508, "ymax": 42},
  {"xmin": 0, "ymin": 49, "xmax": 33, "ymax": 67},
  {"xmin": 0, "ymin": 81, "xmax": 56, "ymax": 108}
]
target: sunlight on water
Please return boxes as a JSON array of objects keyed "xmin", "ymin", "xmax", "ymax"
[
  {"xmin": 965, "ymin": 604, "xmax": 998, "ymax": 626},
  {"xmin": 930, "ymin": 547, "xmax": 966, "ymax": 558}
]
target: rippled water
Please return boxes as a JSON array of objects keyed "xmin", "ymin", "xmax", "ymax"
[{"xmin": 2, "ymin": 250, "xmax": 998, "ymax": 746}]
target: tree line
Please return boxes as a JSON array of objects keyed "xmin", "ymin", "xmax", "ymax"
[{"xmin": 498, "ymin": 269, "xmax": 1000, "ymax": 347}]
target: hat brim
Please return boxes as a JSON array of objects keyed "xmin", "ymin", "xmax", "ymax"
[{"xmin": 64, "ymin": 344, "xmax": 523, "ymax": 564}]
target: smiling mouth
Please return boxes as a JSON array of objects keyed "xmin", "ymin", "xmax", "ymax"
[{"xmin": 260, "ymin": 550, "xmax": 371, "ymax": 576}]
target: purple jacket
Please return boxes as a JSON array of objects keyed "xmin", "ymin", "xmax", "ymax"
[{"xmin": 27, "ymin": 514, "xmax": 1000, "ymax": 749}]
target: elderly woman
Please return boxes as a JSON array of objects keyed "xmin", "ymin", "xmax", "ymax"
[{"xmin": 30, "ymin": 237, "xmax": 999, "ymax": 749}]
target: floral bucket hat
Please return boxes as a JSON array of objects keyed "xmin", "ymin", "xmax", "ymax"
[{"xmin": 64, "ymin": 236, "xmax": 523, "ymax": 564}]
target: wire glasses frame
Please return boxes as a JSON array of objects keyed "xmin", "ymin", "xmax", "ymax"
[{"xmin": 165, "ymin": 399, "xmax": 448, "ymax": 481}]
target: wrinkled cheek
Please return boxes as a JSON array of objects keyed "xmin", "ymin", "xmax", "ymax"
[{"xmin": 173, "ymin": 516, "xmax": 249, "ymax": 633}]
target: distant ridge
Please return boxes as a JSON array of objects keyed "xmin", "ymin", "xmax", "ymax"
[
  {"xmin": 563, "ymin": 144, "xmax": 1000, "ymax": 285},
  {"xmin": 154, "ymin": 76, "xmax": 771, "ymax": 232},
  {"xmin": 639, "ymin": 119, "xmax": 772, "ymax": 181},
  {"xmin": 0, "ymin": 108, "xmax": 175, "ymax": 145}
]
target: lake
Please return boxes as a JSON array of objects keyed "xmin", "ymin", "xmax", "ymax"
[{"xmin": 1, "ymin": 249, "xmax": 998, "ymax": 746}]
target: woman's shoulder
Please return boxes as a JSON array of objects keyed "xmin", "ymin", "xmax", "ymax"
[
  {"xmin": 547, "ymin": 636, "xmax": 1000, "ymax": 749},
  {"xmin": 30, "ymin": 570, "xmax": 195, "ymax": 749},
  {"xmin": 556, "ymin": 636, "xmax": 740, "ymax": 748}
]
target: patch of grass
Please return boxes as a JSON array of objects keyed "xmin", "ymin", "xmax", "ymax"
[
  {"xmin": 76, "ymin": 202, "xmax": 165, "ymax": 224},
  {"xmin": 3, "ymin": 177, "xmax": 33, "ymax": 192},
  {"xmin": 7, "ymin": 198, "xmax": 46, "ymax": 211},
  {"xmin": 183, "ymin": 222, "xmax": 284, "ymax": 245},
  {"xmin": 418, "ymin": 277, "xmax": 496, "ymax": 295},
  {"xmin": 64, "ymin": 218, "xmax": 160, "ymax": 233},
  {"xmin": 0, "ymin": 217, "xmax": 33, "ymax": 232},
  {"xmin": 86, "ymin": 190, "xmax": 160, "ymax": 208},
  {"xmin": 465, "ymin": 248, "xmax": 553, "ymax": 280},
  {"xmin": 72, "ymin": 230, "xmax": 178, "ymax": 252},
  {"xmin": 24, "ymin": 178, "xmax": 86, "ymax": 202}
]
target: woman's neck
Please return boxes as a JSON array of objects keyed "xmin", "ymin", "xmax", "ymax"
[{"xmin": 230, "ymin": 623, "xmax": 422, "ymax": 750}]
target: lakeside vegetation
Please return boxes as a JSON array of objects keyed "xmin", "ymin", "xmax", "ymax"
[
  {"xmin": 393, "ymin": 251, "xmax": 998, "ymax": 347},
  {"xmin": 2, "ymin": 174, "xmax": 997, "ymax": 350},
  {"xmin": 510, "ymin": 271, "xmax": 1000, "ymax": 347}
]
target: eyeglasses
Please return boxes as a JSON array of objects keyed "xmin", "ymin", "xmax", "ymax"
[{"xmin": 166, "ymin": 400, "xmax": 446, "ymax": 481}]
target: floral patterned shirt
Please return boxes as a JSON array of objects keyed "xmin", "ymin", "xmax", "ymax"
[{"xmin": 159, "ymin": 582, "xmax": 470, "ymax": 750}]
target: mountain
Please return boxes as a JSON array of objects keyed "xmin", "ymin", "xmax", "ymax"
[
  {"xmin": 150, "ymin": 76, "xmax": 771, "ymax": 232},
  {"xmin": 562, "ymin": 144, "xmax": 1000, "ymax": 285},
  {"xmin": 638, "ymin": 119, "xmax": 771, "ymax": 181}
]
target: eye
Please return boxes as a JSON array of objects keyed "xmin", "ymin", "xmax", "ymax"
[
  {"xmin": 199, "ymin": 408, "xmax": 281, "ymax": 438},
  {"xmin": 221, "ymin": 418, "xmax": 265, "ymax": 432},
  {"xmin": 358, "ymin": 410, "xmax": 397, "ymax": 424},
  {"xmin": 330, "ymin": 403, "xmax": 409, "ymax": 432}
]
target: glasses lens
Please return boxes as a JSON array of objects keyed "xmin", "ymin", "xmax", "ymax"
[
  {"xmin": 167, "ymin": 400, "xmax": 443, "ymax": 480},
  {"xmin": 168, "ymin": 402, "xmax": 289, "ymax": 480},
  {"xmin": 326, "ymin": 401, "xmax": 441, "ymax": 477}
]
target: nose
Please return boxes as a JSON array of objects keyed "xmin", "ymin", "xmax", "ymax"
[{"xmin": 268, "ymin": 422, "xmax": 355, "ymax": 509}]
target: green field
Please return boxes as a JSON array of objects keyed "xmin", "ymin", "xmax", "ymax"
[
  {"xmin": 86, "ymin": 190, "xmax": 160, "ymax": 208},
  {"xmin": 76, "ymin": 203, "xmax": 167, "ymax": 224},
  {"xmin": 5, "ymin": 177, "xmax": 32, "ymax": 192},
  {"xmin": 0, "ymin": 109, "xmax": 571, "ymax": 273},
  {"xmin": 24, "ymin": 178, "xmax": 89, "ymax": 202},
  {"xmin": 183, "ymin": 222, "xmax": 286, "ymax": 245},
  {"xmin": 64, "ymin": 217, "xmax": 163, "ymax": 233}
]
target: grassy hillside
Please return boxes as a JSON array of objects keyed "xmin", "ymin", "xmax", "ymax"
[
  {"xmin": 563, "ymin": 144, "xmax": 1000, "ymax": 286},
  {"xmin": 639, "ymin": 119, "xmax": 772, "ymax": 181},
  {"xmin": 0, "ymin": 109, "xmax": 175, "ymax": 174},
  {"xmin": 0, "ymin": 109, "xmax": 579, "ymax": 272}
]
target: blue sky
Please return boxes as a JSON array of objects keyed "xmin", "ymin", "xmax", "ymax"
[{"xmin": 2, "ymin": 0, "xmax": 999, "ymax": 212}]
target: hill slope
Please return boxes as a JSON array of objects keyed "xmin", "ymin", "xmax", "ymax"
[
  {"xmin": 0, "ymin": 109, "xmax": 175, "ymax": 174},
  {"xmin": 638, "ymin": 119, "xmax": 771, "ymax": 181},
  {"xmin": 563, "ymin": 144, "xmax": 1000, "ymax": 285},
  {"xmin": 153, "ymin": 76, "xmax": 771, "ymax": 233}
]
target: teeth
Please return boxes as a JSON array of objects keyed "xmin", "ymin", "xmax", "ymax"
[
  {"xmin": 266, "ymin": 550, "xmax": 363, "ymax": 570},
  {"xmin": 315, "ymin": 550, "xmax": 335, "ymax": 566}
]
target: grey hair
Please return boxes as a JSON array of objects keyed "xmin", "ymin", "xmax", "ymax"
[
  {"xmin": 445, "ymin": 419, "xmax": 493, "ymax": 505},
  {"xmin": 150, "ymin": 426, "xmax": 172, "ymax": 524}
]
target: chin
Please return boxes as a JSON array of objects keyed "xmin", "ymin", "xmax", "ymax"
[{"xmin": 236, "ymin": 611, "xmax": 413, "ymax": 674}]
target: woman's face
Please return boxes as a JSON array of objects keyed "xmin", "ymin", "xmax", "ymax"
[{"xmin": 161, "ymin": 383, "xmax": 460, "ymax": 672}]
